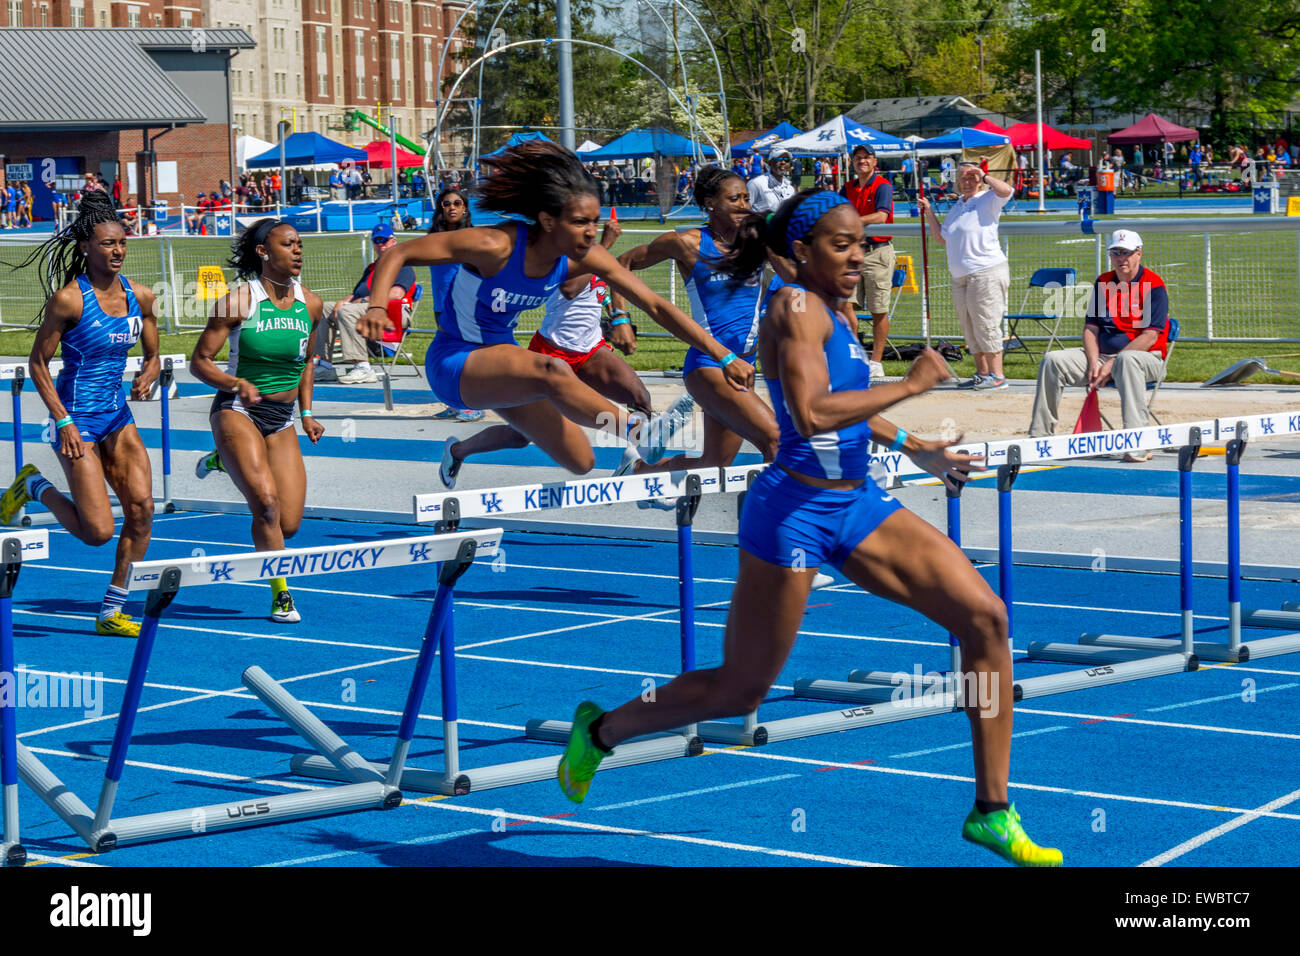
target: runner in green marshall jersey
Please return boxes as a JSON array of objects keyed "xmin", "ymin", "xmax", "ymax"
[{"xmin": 190, "ymin": 220, "xmax": 325, "ymax": 623}]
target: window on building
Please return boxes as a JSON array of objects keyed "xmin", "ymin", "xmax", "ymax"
[
  {"xmin": 296, "ymin": 32, "xmax": 301, "ymax": 54},
  {"xmin": 425, "ymin": 77, "xmax": 433, "ymax": 101},
  {"xmin": 71, "ymin": 5, "xmax": 85, "ymax": 27},
  {"xmin": 297, "ymin": 74, "xmax": 302, "ymax": 95},
  {"xmin": 127, "ymin": 7, "xmax": 141, "ymax": 28},
  {"xmin": 318, "ymin": 73, "xmax": 329, "ymax": 96},
  {"xmin": 336, "ymin": 74, "xmax": 342, "ymax": 95},
  {"xmin": 235, "ymin": 72, "xmax": 242, "ymax": 93},
  {"xmin": 154, "ymin": 13, "xmax": 161, "ymax": 26},
  {"xmin": 180, "ymin": 11, "xmax": 192, "ymax": 28},
  {"xmin": 39, "ymin": 3, "xmax": 47, "ymax": 26},
  {"xmin": 370, "ymin": 37, "xmax": 377, "ymax": 58},
  {"xmin": 99, "ymin": 10, "xmax": 106, "ymax": 27},
  {"xmin": 392, "ymin": 73, "xmax": 399, "ymax": 98},
  {"xmin": 7, "ymin": 1, "xmax": 20, "ymax": 27}
]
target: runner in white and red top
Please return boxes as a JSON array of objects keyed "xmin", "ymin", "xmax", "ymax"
[{"xmin": 437, "ymin": 219, "xmax": 654, "ymax": 487}]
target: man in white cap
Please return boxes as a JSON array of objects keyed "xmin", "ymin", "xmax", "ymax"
[
  {"xmin": 1028, "ymin": 229, "xmax": 1172, "ymax": 459},
  {"xmin": 747, "ymin": 147, "xmax": 796, "ymax": 214}
]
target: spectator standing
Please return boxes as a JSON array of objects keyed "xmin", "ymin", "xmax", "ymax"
[
  {"xmin": 111, "ymin": 176, "xmax": 123, "ymax": 208},
  {"xmin": 917, "ymin": 162, "xmax": 1014, "ymax": 390},
  {"xmin": 1027, "ymin": 230, "xmax": 1169, "ymax": 454},
  {"xmin": 747, "ymin": 147, "xmax": 796, "ymax": 214},
  {"xmin": 841, "ymin": 143, "xmax": 895, "ymax": 379},
  {"xmin": 1189, "ymin": 142, "xmax": 1203, "ymax": 185},
  {"xmin": 19, "ymin": 182, "xmax": 35, "ymax": 228}
]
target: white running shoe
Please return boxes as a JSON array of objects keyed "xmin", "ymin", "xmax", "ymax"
[
  {"xmin": 613, "ymin": 444, "xmax": 641, "ymax": 478},
  {"xmin": 440, "ymin": 435, "xmax": 462, "ymax": 490},
  {"xmin": 338, "ymin": 366, "xmax": 378, "ymax": 384},
  {"xmin": 868, "ymin": 360, "xmax": 885, "ymax": 383},
  {"xmin": 811, "ymin": 572, "xmax": 834, "ymax": 589},
  {"xmin": 639, "ymin": 393, "xmax": 696, "ymax": 463},
  {"xmin": 271, "ymin": 590, "xmax": 301, "ymax": 623}
]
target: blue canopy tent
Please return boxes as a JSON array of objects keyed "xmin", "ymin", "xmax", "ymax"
[
  {"xmin": 732, "ymin": 122, "xmax": 803, "ymax": 158},
  {"xmin": 482, "ymin": 131, "xmax": 555, "ymax": 158},
  {"xmin": 247, "ymin": 131, "xmax": 368, "ymax": 168},
  {"xmin": 914, "ymin": 127, "xmax": 1010, "ymax": 153},
  {"xmin": 582, "ymin": 127, "xmax": 718, "ymax": 161}
]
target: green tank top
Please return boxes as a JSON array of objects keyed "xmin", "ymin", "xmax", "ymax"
[{"xmin": 228, "ymin": 279, "xmax": 313, "ymax": 394}]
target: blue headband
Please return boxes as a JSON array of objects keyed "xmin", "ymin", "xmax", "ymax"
[{"xmin": 785, "ymin": 191, "xmax": 852, "ymax": 253}]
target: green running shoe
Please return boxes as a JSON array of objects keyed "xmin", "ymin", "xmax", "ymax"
[
  {"xmin": 0, "ymin": 464, "xmax": 39, "ymax": 524},
  {"xmin": 195, "ymin": 450, "xmax": 226, "ymax": 479},
  {"xmin": 557, "ymin": 701, "xmax": 610, "ymax": 803},
  {"xmin": 962, "ymin": 803, "xmax": 1063, "ymax": 867}
]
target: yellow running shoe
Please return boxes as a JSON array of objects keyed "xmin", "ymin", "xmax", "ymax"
[
  {"xmin": 95, "ymin": 611, "xmax": 141, "ymax": 638},
  {"xmin": 557, "ymin": 701, "xmax": 610, "ymax": 803},
  {"xmin": 962, "ymin": 804, "xmax": 1062, "ymax": 866},
  {"xmin": 0, "ymin": 464, "xmax": 40, "ymax": 524}
]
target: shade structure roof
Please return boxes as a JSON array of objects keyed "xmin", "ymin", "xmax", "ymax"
[{"xmin": 247, "ymin": 132, "xmax": 369, "ymax": 168}]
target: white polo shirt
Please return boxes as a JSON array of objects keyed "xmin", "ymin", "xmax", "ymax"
[{"xmin": 939, "ymin": 187, "xmax": 1010, "ymax": 278}]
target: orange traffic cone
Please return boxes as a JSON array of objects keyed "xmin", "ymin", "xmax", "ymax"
[
  {"xmin": 1073, "ymin": 389, "xmax": 1103, "ymax": 433},
  {"xmin": 609, "ymin": 206, "xmax": 618, "ymax": 223}
]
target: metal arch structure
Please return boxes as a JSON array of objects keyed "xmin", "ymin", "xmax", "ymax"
[
  {"xmin": 423, "ymin": 38, "xmax": 727, "ymax": 199},
  {"xmin": 424, "ymin": 0, "xmax": 729, "ymax": 192}
]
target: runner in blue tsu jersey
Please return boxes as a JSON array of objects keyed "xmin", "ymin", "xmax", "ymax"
[
  {"xmin": 359, "ymin": 140, "xmax": 752, "ymax": 479},
  {"xmin": 554, "ymin": 190, "xmax": 1063, "ymax": 867},
  {"xmin": 0, "ymin": 191, "xmax": 161, "ymax": 638}
]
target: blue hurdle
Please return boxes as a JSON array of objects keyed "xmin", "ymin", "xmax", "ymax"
[
  {"xmin": 15, "ymin": 528, "xmax": 499, "ymax": 851},
  {"xmin": 291, "ymin": 467, "xmax": 720, "ymax": 793},
  {"xmin": 0, "ymin": 354, "xmax": 187, "ymax": 523},
  {"xmin": 0, "ymin": 529, "xmax": 50, "ymax": 867}
]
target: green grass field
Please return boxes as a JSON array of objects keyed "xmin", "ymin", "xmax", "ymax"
[{"xmin": 2, "ymin": 219, "xmax": 1297, "ymax": 384}]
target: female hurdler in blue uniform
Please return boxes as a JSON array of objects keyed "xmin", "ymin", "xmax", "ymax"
[
  {"xmin": 359, "ymin": 141, "xmax": 753, "ymax": 472},
  {"xmin": 1, "ymin": 192, "xmax": 160, "ymax": 637},
  {"xmin": 554, "ymin": 190, "xmax": 1062, "ymax": 867}
]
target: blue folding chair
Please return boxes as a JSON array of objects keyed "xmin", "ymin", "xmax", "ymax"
[
  {"xmin": 1099, "ymin": 316, "xmax": 1178, "ymax": 428},
  {"xmin": 1004, "ymin": 267, "xmax": 1076, "ymax": 364}
]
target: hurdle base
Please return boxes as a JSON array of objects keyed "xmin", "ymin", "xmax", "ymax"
[
  {"xmin": 1025, "ymin": 641, "xmax": 1197, "ymax": 667},
  {"xmin": 1, "ymin": 841, "xmax": 25, "ymax": 867},
  {"xmin": 756, "ymin": 696, "xmax": 960, "ymax": 745},
  {"xmin": 1081, "ymin": 632, "xmax": 1246, "ymax": 663},
  {"xmin": 795, "ymin": 678, "xmax": 912, "ymax": 705},
  {"xmin": 1014, "ymin": 651, "xmax": 1194, "ymax": 701},
  {"xmin": 291, "ymin": 730, "xmax": 700, "ymax": 795},
  {"xmin": 696, "ymin": 720, "xmax": 767, "ymax": 747},
  {"xmin": 1238, "ymin": 632, "xmax": 1300, "ymax": 661},
  {"xmin": 103, "ymin": 782, "xmax": 399, "ymax": 849},
  {"xmin": 1242, "ymin": 608, "xmax": 1300, "ymax": 630},
  {"xmin": 16, "ymin": 743, "xmax": 105, "ymax": 850}
]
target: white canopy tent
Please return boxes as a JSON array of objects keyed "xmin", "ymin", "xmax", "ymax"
[{"xmin": 235, "ymin": 135, "xmax": 276, "ymax": 171}]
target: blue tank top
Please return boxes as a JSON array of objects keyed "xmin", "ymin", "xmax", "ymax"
[
  {"xmin": 766, "ymin": 288, "xmax": 873, "ymax": 480},
  {"xmin": 58, "ymin": 275, "xmax": 143, "ymax": 415},
  {"xmin": 685, "ymin": 226, "xmax": 763, "ymax": 354},
  {"xmin": 429, "ymin": 263, "xmax": 459, "ymax": 315},
  {"xmin": 437, "ymin": 223, "xmax": 568, "ymax": 345}
]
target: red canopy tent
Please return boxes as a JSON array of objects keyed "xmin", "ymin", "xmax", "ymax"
[
  {"xmin": 361, "ymin": 140, "xmax": 425, "ymax": 168},
  {"xmin": 1003, "ymin": 123, "xmax": 1093, "ymax": 151},
  {"xmin": 1107, "ymin": 113, "xmax": 1199, "ymax": 144},
  {"xmin": 973, "ymin": 119, "xmax": 1008, "ymax": 135}
]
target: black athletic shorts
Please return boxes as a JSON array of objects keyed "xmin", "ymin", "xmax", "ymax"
[{"xmin": 210, "ymin": 391, "xmax": 296, "ymax": 437}]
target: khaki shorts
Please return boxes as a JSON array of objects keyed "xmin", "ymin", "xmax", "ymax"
[
  {"xmin": 952, "ymin": 261, "xmax": 1009, "ymax": 355},
  {"xmin": 853, "ymin": 242, "xmax": 896, "ymax": 315}
]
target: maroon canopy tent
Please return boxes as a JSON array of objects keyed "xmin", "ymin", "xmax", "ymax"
[{"xmin": 1108, "ymin": 113, "xmax": 1199, "ymax": 144}]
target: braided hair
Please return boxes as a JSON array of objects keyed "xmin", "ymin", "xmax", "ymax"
[
  {"xmin": 12, "ymin": 191, "xmax": 123, "ymax": 301},
  {"xmin": 708, "ymin": 188, "xmax": 847, "ymax": 279},
  {"xmin": 692, "ymin": 165, "xmax": 744, "ymax": 210}
]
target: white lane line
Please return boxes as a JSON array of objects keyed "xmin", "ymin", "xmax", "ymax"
[
  {"xmin": 885, "ymin": 725, "xmax": 1070, "ymax": 760},
  {"xmin": 1146, "ymin": 682, "xmax": 1300, "ymax": 713},
  {"xmin": 1140, "ymin": 786, "xmax": 1300, "ymax": 867},
  {"xmin": 590, "ymin": 773, "xmax": 800, "ymax": 812},
  {"xmin": 260, "ymin": 828, "xmax": 484, "ymax": 867},
  {"xmin": 24, "ymin": 854, "xmax": 106, "ymax": 867},
  {"xmin": 1014, "ymin": 706, "xmax": 1300, "ymax": 741},
  {"xmin": 706, "ymin": 748, "xmax": 1300, "ymax": 822},
  {"xmin": 405, "ymin": 802, "xmax": 887, "ymax": 867},
  {"xmin": 456, "ymin": 598, "xmax": 734, "ymax": 651}
]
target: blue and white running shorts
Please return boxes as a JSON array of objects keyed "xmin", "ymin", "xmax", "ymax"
[{"xmin": 50, "ymin": 404, "xmax": 134, "ymax": 450}]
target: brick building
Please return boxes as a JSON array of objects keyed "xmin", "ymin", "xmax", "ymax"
[{"xmin": 0, "ymin": 26, "xmax": 252, "ymax": 217}]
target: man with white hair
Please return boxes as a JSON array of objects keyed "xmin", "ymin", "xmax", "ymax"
[
  {"xmin": 747, "ymin": 147, "xmax": 796, "ymax": 213},
  {"xmin": 1028, "ymin": 229, "xmax": 1171, "ymax": 460}
]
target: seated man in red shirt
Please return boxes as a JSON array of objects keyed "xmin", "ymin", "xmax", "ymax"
[{"xmin": 1028, "ymin": 230, "xmax": 1170, "ymax": 460}]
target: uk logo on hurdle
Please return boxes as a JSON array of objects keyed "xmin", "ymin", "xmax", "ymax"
[
  {"xmin": 642, "ymin": 476, "xmax": 665, "ymax": 498},
  {"xmin": 1036, "ymin": 440, "xmax": 1053, "ymax": 458},
  {"xmin": 481, "ymin": 492, "xmax": 504, "ymax": 513},
  {"xmin": 409, "ymin": 542, "xmax": 433, "ymax": 562},
  {"xmin": 209, "ymin": 561, "xmax": 235, "ymax": 582}
]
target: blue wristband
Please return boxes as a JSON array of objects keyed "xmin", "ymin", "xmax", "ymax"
[
  {"xmin": 887, "ymin": 428, "xmax": 908, "ymax": 452},
  {"xmin": 55, "ymin": 416, "xmax": 73, "ymax": 429},
  {"xmin": 610, "ymin": 318, "xmax": 630, "ymax": 327},
  {"xmin": 300, "ymin": 410, "xmax": 313, "ymax": 419},
  {"xmin": 720, "ymin": 351, "xmax": 738, "ymax": 367}
]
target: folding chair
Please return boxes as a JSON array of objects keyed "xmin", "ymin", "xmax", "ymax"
[
  {"xmin": 1099, "ymin": 316, "xmax": 1178, "ymax": 428},
  {"xmin": 1004, "ymin": 267, "xmax": 1076, "ymax": 364},
  {"xmin": 378, "ymin": 284, "xmax": 425, "ymax": 379}
]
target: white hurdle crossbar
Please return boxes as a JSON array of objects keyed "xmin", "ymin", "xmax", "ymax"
[
  {"xmin": 296, "ymin": 467, "xmax": 722, "ymax": 794},
  {"xmin": 15, "ymin": 528, "xmax": 500, "ymax": 852},
  {"xmin": 0, "ymin": 529, "xmax": 50, "ymax": 866}
]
